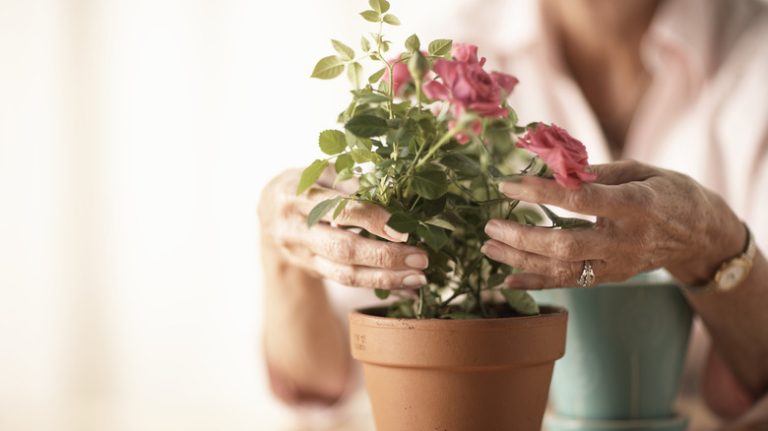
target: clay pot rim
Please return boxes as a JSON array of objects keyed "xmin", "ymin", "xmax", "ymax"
[{"xmin": 350, "ymin": 304, "xmax": 567, "ymax": 331}]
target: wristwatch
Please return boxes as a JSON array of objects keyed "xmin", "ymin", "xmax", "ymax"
[{"xmin": 687, "ymin": 224, "xmax": 756, "ymax": 294}]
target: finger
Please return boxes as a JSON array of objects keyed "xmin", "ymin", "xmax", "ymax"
[
  {"xmin": 295, "ymin": 184, "xmax": 408, "ymax": 242},
  {"xmin": 502, "ymin": 258, "xmax": 620, "ymax": 290},
  {"xmin": 481, "ymin": 239, "xmax": 611, "ymax": 286},
  {"xmin": 589, "ymin": 160, "xmax": 658, "ymax": 185},
  {"xmin": 282, "ymin": 223, "xmax": 428, "ymax": 270},
  {"xmin": 481, "ymin": 240, "xmax": 581, "ymax": 277},
  {"xmin": 498, "ymin": 175, "xmax": 649, "ymax": 217},
  {"xmin": 312, "ymin": 256, "xmax": 427, "ymax": 290},
  {"xmin": 318, "ymin": 164, "xmax": 359, "ymax": 194},
  {"xmin": 484, "ymin": 219, "xmax": 605, "ymax": 261}
]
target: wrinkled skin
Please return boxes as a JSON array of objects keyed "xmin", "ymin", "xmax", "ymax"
[
  {"xmin": 258, "ymin": 169, "xmax": 428, "ymax": 290},
  {"xmin": 482, "ymin": 160, "xmax": 745, "ymax": 289}
]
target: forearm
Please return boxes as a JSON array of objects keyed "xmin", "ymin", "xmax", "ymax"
[
  {"xmin": 684, "ymin": 250, "xmax": 768, "ymax": 400},
  {"xmin": 261, "ymin": 236, "xmax": 351, "ymax": 402}
]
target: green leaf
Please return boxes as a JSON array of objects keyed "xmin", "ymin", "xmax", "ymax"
[
  {"xmin": 405, "ymin": 34, "xmax": 420, "ymax": 52},
  {"xmin": 488, "ymin": 273, "xmax": 507, "ymax": 288},
  {"xmin": 334, "ymin": 153, "xmax": 354, "ymax": 173},
  {"xmin": 515, "ymin": 207, "xmax": 543, "ymax": 225},
  {"xmin": 347, "ymin": 62, "xmax": 363, "ymax": 88},
  {"xmin": 538, "ymin": 204, "xmax": 593, "ymax": 228},
  {"xmin": 442, "ymin": 312, "xmax": 481, "ymax": 320},
  {"xmin": 386, "ymin": 212, "xmax": 419, "ymax": 234},
  {"xmin": 361, "ymin": 36, "xmax": 371, "ymax": 52},
  {"xmin": 353, "ymin": 91, "xmax": 389, "ymax": 104},
  {"xmin": 368, "ymin": 67, "xmax": 386, "ymax": 84},
  {"xmin": 393, "ymin": 118, "xmax": 419, "ymax": 147},
  {"xmin": 334, "ymin": 167, "xmax": 354, "ymax": 185},
  {"xmin": 311, "ymin": 55, "xmax": 344, "ymax": 79},
  {"xmin": 501, "ymin": 289, "xmax": 540, "ymax": 315},
  {"xmin": 296, "ymin": 159, "xmax": 329, "ymax": 195},
  {"xmin": 345, "ymin": 130, "xmax": 373, "ymax": 150},
  {"xmin": 350, "ymin": 148, "xmax": 377, "ymax": 163},
  {"xmin": 440, "ymin": 153, "xmax": 481, "ymax": 176},
  {"xmin": 360, "ymin": 10, "xmax": 380, "ymax": 22},
  {"xmin": 425, "ymin": 217, "xmax": 456, "ymax": 231},
  {"xmin": 485, "ymin": 120, "xmax": 513, "ymax": 149},
  {"xmin": 382, "ymin": 14, "xmax": 400, "ymax": 25},
  {"xmin": 416, "ymin": 224, "xmax": 449, "ymax": 251},
  {"xmin": 319, "ymin": 130, "xmax": 346, "ymax": 155},
  {"xmin": 331, "ymin": 39, "xmax": 355, "ymax": 61},
  {"xmin": 368, "ymin": 0, "xmax": 389, "ymax": 13},
  {"xmin": 389, "ymin": 298, "xmax": 415, "ymax": 318},
  {"xmin": 558, "ymin": 217, "xmax": 595, "ymax": 229},
  {"xmin": 408, "ymin": 50, "xmax": 428, "ymax": 78},
  {"xmin": 428, "ymin": 39, "xmax": 452, "ymax": 56},
  {"xmin": 307, "ymin": 197, "xmax": 341, "ymax": 227},
  {"xmin": 374, "ymin": 288, "xmax": 390, "ymax": 299},
  {"xmin": 345, "ymin": 114, "xmax": 389, "ymax": 138},
  {"xmin": 411, "ymin": 168, "xmax": 449, "ymax": 200},
  {"xmin": 539, "ymin": 204, "xmax": 562, "ymax": 226},
  {"xmin": 332, "ymin": 198, "xmax": 349, "ymax": 219}
]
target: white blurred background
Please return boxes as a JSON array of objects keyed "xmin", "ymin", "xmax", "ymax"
[{"xmin": 0, "ymin": 0, "xmax": 470, "ymax": 430}]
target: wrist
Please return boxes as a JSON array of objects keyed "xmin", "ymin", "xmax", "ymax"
[{"xmin": 670, "ymin": 209, "xmax": 746, "ymax": 286}]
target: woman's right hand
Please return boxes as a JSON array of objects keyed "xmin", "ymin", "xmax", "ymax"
[{"xmin": 258, "ymin": 169, "xmax": 429, "ymax": 290}]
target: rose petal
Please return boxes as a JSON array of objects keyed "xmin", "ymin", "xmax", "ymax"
[{"xmin": 423, "ymin": 80, "xmax": 450, "ymax": 101}]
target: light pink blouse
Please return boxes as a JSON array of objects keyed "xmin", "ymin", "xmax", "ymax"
[{"xmin": 281, "ymin": 0, "xmax": 768, "ymax": 427}]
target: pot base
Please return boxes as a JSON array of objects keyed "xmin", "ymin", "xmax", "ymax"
[{"xmin": 544, "ymin": 413, "xmax": 688, "ymax": 431}]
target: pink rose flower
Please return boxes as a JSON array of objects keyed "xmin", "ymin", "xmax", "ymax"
[
  {"xmin": 490, "ymin": 71, "xmax": 518, "ymax": 98},
  {"xmin": 451, "ymin": 43, "xmax": 483, "ymax": 65},
  {"xmin": 448, "ymin": 118, "xmax": 483, "ymax": 145},
  {"xmin": 384, "ymin": 52, "xmax": 430, "ymax": 97},
  {"xmin": 422, "ymin": 43, "xmax": 518, "ymax": 145},
  {"xmin": 516, "ymin": 124, "xmax": 597, "ymax": 189},
  {"xmin": 385, "ymin": 59, "xmax": 412, "ymax": 97}
]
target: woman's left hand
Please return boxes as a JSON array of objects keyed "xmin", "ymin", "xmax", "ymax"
[{"xmin": 481, "ymin": 160, "xmax": 747, "ymax": 289}]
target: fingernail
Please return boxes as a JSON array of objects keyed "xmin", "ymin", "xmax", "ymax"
[
  {"xmin": 481, "ymin": 242, "xmax": 502, "ymax": 260},
  {"xmin": 402, "ymin": 274, "xmax": 427, "ymax": 288},
  {"xmin": 484, "ymin": 220, "xmax": 502, "ymax": 238},
  {"xmin": 384, "ymin": 225, "xmax": 409, "ymax": 242},
  {"xmin": 499, "ymin": 181, "xmax": 522, "ymax": 196},
  {"xmin": 405, "ymin": 254, "xmax": 429, "ymax": 269},
  {"xmin": 505, "ymin": 275, "xmax": 524, "ymax": 288}
]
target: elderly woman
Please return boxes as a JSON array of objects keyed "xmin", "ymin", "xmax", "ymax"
[{"xmin": 258, "ymin": 0, "xmax": 768, "ymax": 428}]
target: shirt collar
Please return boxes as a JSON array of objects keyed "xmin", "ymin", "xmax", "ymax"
[
  {"xmin": 489, "ymin": 0, "xmax": 720, "ymax": 91},
  {"xmin": 642, "ymin": 0, "xmax": 720, "ymax": 93}
]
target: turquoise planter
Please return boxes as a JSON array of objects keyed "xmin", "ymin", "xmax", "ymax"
[{"xmin": 532, "ymin": 272, "xmax": 693, "ymax": 431}]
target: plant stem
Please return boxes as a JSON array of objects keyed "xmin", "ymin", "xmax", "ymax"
[{"xmin": 415, "ymin": 128, "xmax": 459, "ymax": 169}]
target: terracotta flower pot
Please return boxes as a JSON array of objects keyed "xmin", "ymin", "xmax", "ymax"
[{"xmin": 349, "ymin": 305, "xmax": 568, "ymax": 431}]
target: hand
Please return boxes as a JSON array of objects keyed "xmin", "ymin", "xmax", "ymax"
[
  {"xmin": 481, "ymin": 160, "xmax": 746, "ymax": 289},
  {"xmin": 258, "ymin": 168, "xmax": 428, "ymax": 290}
]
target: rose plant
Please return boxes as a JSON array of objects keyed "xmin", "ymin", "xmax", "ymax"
[{"xmin": 299, "ymin": 0, "xmax": 595, "ymax": 319}]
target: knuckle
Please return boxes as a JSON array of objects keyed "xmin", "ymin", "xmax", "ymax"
[
  {"xmin": 332, "ymin": 266, "xmax": 355, "ymax": 286},
  {"xmin": 370, "ymin": 246, "xmax": 396, "ymax": 268},
  {"xmin": 499, "ymin": 222, "xmax": 521, "ymax": 245},
  {"xmin": 553, "ymin": 236, "xmax": 581, "ymax": 260},
  {"xmin": 566, "ymin": 188, "xmax": 589, "ymax": 210},
  {"xmin": 376, "ymin": 273, "xmax": 399, "ymax": 290},
  {"xmin": 621, "ymin": 186, "xmax": 653, "ymax": 211},
  {"xmin": 554, "ymin": 265, "xmax": 574, "ymax": 283},
  {"xmin": 328, "ymin": 240, "xmax": 355, "ymax": 263}
]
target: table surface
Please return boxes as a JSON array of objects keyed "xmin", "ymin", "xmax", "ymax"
[{"xmin": 279, "ymin": 391, "xmax": 721, "ymax": 431}]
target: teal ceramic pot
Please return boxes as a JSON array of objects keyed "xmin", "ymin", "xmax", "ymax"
[{"xmin": 532, "ymin": 272, "xmax": 693, "ymax": 431}]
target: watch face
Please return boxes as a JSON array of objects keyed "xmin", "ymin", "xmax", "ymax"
[{"xmin": 718, "ymin": 260, "xmax": 749, "ymax": 291}]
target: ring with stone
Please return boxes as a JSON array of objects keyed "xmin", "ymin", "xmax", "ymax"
[{"xmin": 577, "ymin": 260, "xmax": 595, "ymax": 288}]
